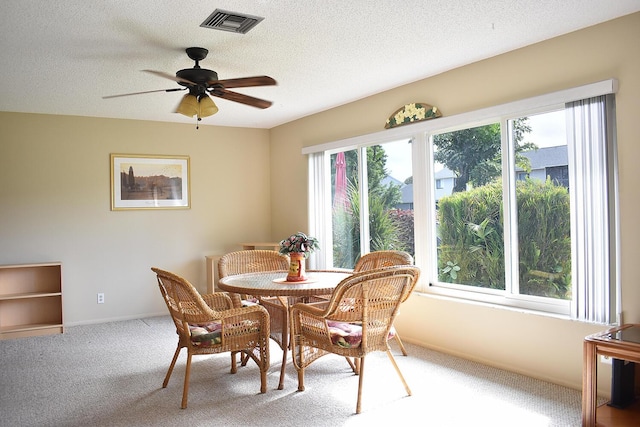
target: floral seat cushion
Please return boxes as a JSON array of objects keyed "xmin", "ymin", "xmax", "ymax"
[
  {"xmin": 189, "ymin": 321, "xmax": 222, "ymax": 347},
  {"xmin": 242, "ymin": 297, "xmax": 259, "ymax": 306},
  {"xmin": 327, "ymin": 320, "xmax": 396, "ymax": 348},
  {"xmin": 189, "ymin": 319, "xmax": 262, "ymax": 347}
]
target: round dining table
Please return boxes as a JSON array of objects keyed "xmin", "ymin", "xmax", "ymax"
[
  {"xmin": 217, "ymin": 270, "xmax": 351, "ymax": 298},
  {"xmin": 218, "ymin": 269, "xmax": 352, "ymax": 389}
]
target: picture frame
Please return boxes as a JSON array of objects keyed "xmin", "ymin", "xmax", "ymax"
[{"xmin": 110, "ymin": 154, "xmax": 190, "ymax": 210}]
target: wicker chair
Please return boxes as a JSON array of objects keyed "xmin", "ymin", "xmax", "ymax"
[
  {"xmin": 354, "ymin": 250, "xmax": 414, "ymax": 272},
  {"xmin": 218, "ymin": 250, "xmax": 292, "ymax": 389},
  {"xmin": 354, "ymin": 250, "xmax": 414, "ymax": 356},
  {"xmin": 218, "ymin": 250, "xmax": 290, "ymax": 306},
  {"xmin": 291, "ymin": 266, "xmax": 420, "ymax": 414},
  {"xmin": 152, "ymin": 267, "xmax": 270, "ymax": 409}
]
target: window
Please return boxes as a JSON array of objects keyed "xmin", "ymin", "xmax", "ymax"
[
  {"xmin": 305, "ymin": 80, "xmax": 619, "ymax": 323},
  {"xmin": 512, "ymin": 111, "xmax": 570, "ymax": 300},
  {"xmin": 433, "ymin": 111, "xmax": 573, "ymax": 304},
  {"xmin": 331, "ymin": 150, "xmax": 358, "ymax": 269},
  {"xmin": 546, "ymin": 166, "xmax": 569, "ymax": 188},
  {"xmin": 329, "ymin": 140, "xmax": 413, "ymax": 269},
  {"xmin": 433, "ymin": 122, "xmax": 506, "ymax": 292}
]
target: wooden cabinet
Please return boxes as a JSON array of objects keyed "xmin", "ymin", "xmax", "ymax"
[
  {"xmin": 0, "ymin": 262, "xmax": 63, "ymax": 339},
  {"xmin": 583, "ymin": 324, "xmax": 640, "ymax": 426},
  {"xmin": 593, "ymin": 400, "xmax": 640, "ymax": 427},
  {"xmin": 239, "ymin": 242, "xmax": 281, "ymax": 252},
  {"xmin": 205, "ymin": 255, "xmax": 222, "ymax": 293}
]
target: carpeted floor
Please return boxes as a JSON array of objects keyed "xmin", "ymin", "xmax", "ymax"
[{"xmin": 0, "ymin": 316, "xmax": 591, "ymax": 426}]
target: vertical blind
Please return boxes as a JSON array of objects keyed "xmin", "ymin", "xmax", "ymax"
[
  {"xmin": 567, "ymin": 94, "xmax": 618, "ymax": 324},
  {"xmin": 307, "ymin": 152, "xmax": 329, "ymax": 270}
]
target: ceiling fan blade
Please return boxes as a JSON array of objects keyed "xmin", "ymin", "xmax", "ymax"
[
  {"xmin": 102, "ymin": 88, "xmax": 185, "ymax": 99},
  {"xmin": 208, "ymin": 76, "xmax": 276, "ymax": 89},
  {"xmin": 142, "ymin": 69, "xmax": 196, "ymax": 86},
  {"xmin": 210, "ymin": 88, "xmax": 273, "ymax": 109}
]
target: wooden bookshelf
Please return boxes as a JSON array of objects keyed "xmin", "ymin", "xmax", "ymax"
[{"xmin": 0, "ymin": 262, "xmax": 63, "ymax": 339}]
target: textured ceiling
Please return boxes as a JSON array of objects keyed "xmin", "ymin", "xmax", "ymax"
[{"xmin": 1, "ymin": 1, "xmax": 639, "ymax": 129}]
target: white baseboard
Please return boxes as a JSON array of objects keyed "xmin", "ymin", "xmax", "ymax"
[{"xmin": 64, "ymin": 311, "xmax": 167, "ymax": 327}]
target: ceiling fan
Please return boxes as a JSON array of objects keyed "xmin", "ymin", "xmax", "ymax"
[{"xmin": 103, "ymin": 47, "xmax": 276, "ymax": 122}]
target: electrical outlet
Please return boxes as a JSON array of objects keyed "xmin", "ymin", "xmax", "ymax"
[
  {"xmin": 600, "ymin": 355, "xmax": 612, "ymax": 364},
  {"xmin": 97, "ymin": 293, "xmax": 105, "ymax": 304}
]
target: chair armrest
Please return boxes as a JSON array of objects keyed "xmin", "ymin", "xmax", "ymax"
[
  {"xmin": 202, "ymin": 292, "xmax": 234, "ymax": 310},
  {"xmin": 220, "ymin": 304, "xmax": 270, "ymax": 325},
  {"xmin": 291, "ymin": 301, "xmax": 326, "ymax": 318},
  {"xmin": 219, "ymin": 304, "xmax": 271, "ymax": 338},
  {"xmin": 226, "ymin": 292, "xmax": 244, "ymax": 308},
  {"xmin": 301, "ymin": 299, "xmax": 330, "ymax": 310}
]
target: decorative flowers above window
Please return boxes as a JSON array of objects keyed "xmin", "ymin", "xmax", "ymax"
[
  {"xmin": 279, "ymin": 232, "xmax": 320, "ymax": 258},
  {"xmin": 385, "ymin": 102, "xmax": 441, "ymax": 129}
]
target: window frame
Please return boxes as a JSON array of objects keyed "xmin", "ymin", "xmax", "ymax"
[{"xmin": 304, "ymin": 79, "xmax": 619, "ymax": 320}]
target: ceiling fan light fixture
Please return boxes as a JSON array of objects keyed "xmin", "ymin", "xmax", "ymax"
[
  {"xmin": 104, "ymin": 47, "xmax": 275, "ymax": 124},
  {"xmin": 176, "ymin": 94, "xmax": 199, "ymax": 117},
  {"xmin": 198, "ymin": 94, "xmax": 219, "ymax": 118}
]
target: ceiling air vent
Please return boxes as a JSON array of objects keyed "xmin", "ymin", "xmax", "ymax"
[{"xmin": 200, "ymin": 9, "xmax": 264, "ymax": 34}]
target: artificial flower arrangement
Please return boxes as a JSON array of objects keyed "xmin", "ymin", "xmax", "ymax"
[
  {"xmin": 279, "ymin": 232, "xmax": 320, "ymax": 258},
  {"xmin": 384, "ymin": 102, "xmax": 441, "ymax": 129}
]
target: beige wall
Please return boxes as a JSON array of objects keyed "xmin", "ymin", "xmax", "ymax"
[
  {"xmin": 270, "ymin": 12, "xmax": 640, "ymax": 393},
  {"xmin": 0, "ymin": 113, "xmax": 272, "ymax": 324}
]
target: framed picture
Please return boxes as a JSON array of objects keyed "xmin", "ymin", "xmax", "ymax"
[{"xmin": 110, "ymin": 154, "xmax": 190, "ymax": 210}]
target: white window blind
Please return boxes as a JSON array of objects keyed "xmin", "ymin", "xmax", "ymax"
[{"xmin": 567, "ymin": 94, "xmax": 619, "ymax": 324}]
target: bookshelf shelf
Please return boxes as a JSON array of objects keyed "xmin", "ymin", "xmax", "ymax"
[{"xmin": 0, "ymin": 262, "xmax": 63, "ymax": 340}]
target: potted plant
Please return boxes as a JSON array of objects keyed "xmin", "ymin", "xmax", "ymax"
[{"xmin": 279, "ymin": 232, "xmax": 320, "ymax": 282}]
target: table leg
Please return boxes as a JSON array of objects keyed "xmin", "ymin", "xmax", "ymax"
[
  {"xmin": 277, "ymin": 296, "xmax": 290, "ymax": 390},
  {"xmin": 582, "ymin": 340, "xmax": 598, "ymax": 427},
  {"xmin": 256, "ymin": 295, "xmax": 292, "ymax": 390}
]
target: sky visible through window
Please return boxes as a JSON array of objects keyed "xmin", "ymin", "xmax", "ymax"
[{"xmin": 526, "ymin": 110, "xmax": 566, "ymax": 148}]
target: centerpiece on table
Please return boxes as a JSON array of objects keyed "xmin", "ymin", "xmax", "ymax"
[{"xmin": 279, "ymin": 232, "xmax": 320, "ymax": 282}]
